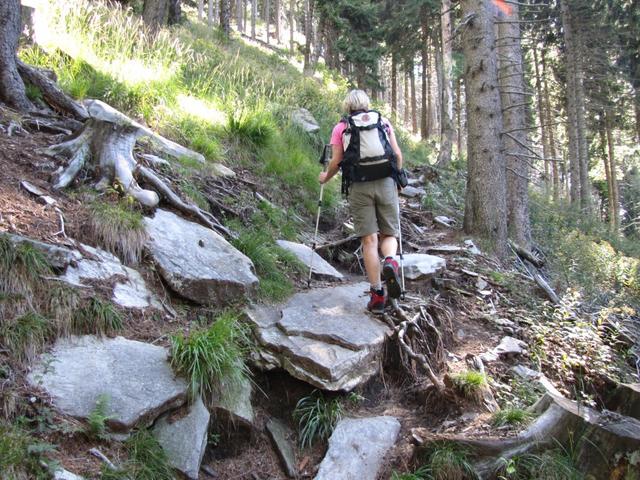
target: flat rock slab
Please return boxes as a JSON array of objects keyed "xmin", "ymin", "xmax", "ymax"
[
  {"xmin": 267, "ymin": 418, "xmax": 298, "ymax": 478},
  {"xmin": 61, "ymin": 243, "xmax": 162, "ymax": 310},
  {"xmin": 393, "ymin": 253, "xmax": 446, "ymax": 281},
  {"xmin": 153, "ymin": 397, "xmax": 210, "ymax": 480},
  {"xmin": 276, "ymin": 240, "xmax": 344, "ymax": 281},
  {"xmin": 315, "ymin": 416, "xmax": 400, "ymax": 480},
  {"xmin": 145, "ymin": 209, "xmax": 258, "ymax": 305},
  {"xmin": 247, "ymin": 282, "xmax": 390, "ymax": 391},
  {"xmin": 426, "ymin": 245, "xmax": 463, "ymax": 254},
  {"xmin": 28, "ymin": 336, "xmax": 187, "ymax": 432}
]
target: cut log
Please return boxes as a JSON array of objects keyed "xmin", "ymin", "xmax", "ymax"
[{"xmin": 509, "ymin": 240, "xmax": 544, "ymax": 267}]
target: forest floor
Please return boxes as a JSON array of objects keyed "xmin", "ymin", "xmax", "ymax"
[{"xmin": 1, "ymin": 108, "xmax": 635, "ymax": 479}]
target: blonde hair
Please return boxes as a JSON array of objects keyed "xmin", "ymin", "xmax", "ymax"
[{"xmin": 342, "ymin": 89, "xmax": 370, "ymax": 113}]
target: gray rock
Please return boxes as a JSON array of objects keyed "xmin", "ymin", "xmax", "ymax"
[
  {"xmin": 145, "ymin": 209, "xmax": 258, "ymax": 305},
  {"xmin": 28, "ymin": 336, "xmax": 187, "ymax": 432},
  {"xmin": 266, "ymin": 418, "xmax": 298, "ymax": 478},
  {"xmin": 60, "ymin": 243, "xmax": 162, "ymax": 310},
  {"xmin": 464, "ymin": 239, "xmax": 481, "ymax": 255},
  {"xmin": 212, "ymin": 372, "xmax": 254, "ymax": 425},
  {"xmin": 494, "ymin": 336, "xmax": 527, "ymax": 356},
  {"xmin": 52, "ymin": 468, "xmax": 85, "ymax": 480},
  {"xmin": 3, "ymin": 233, "xmax": 81, "ymax": 269},
  {"xmin": 247, "ymin": 283, "xmax": 390, "ymax": 391},
  {"xmin": 400, "ymin": 186, "xmax": 425, "ymax": 198},
  {"xmin": 276, "ymin": 240, "xmax": 344, "ymax": 281},
  {"xmin": 315, "ymin": 416, "xmax": 400, "ymax": 480},
  {"xmin": 153, "ymin": 397, "xmax": 210, "ymax": 480},
  {"xmin": 291, "ymin": 108, "xmax": 320, "ymax": 133},
  {"xmin": 210, "ymin": 163, "xmax": 236, "ymax": 178},
  {"xmin": 393, "ymin": 253, "xmax": 446, "ymax": 281}
]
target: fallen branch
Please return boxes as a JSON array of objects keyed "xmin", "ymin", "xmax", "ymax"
[
  {"xmin": 314, "ymin": 235, "xmax": 359, "ymax": 251},
  {"xmin": 509, "ymin": 240, "xmax": 544, "ymax": 267}
]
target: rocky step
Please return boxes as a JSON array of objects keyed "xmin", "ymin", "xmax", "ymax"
[
  {"xmin": 276, "ymin": 239, "xmax": 344, "ymax": 281},
  {"xmin": 315, "ymin": 416, "xmax": 401, "ymax": 480},
  {"xmin": 246, "ymin": 282, "xmax": 390, "ymax": 391}
]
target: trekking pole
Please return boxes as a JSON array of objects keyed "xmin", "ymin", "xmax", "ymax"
[
  {"xmin": 308, "ymin": 145, "xmax": 329, "ymax": 288},
  {"xmin": 397, "ymin": 199, "xmax": 406, "ymax": 300}
]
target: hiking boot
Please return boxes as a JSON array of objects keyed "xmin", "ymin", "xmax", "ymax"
[
  {"xmin": 382, "ymin": 257, "xmax": 402, "ymax": 299},
  {"xmin": 367, "ymin": 288, "xmax": 386, "ymax": 314}
]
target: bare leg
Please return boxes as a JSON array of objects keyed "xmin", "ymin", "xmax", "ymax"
[
  {"xmin": 379, "ymin": 234, "xmax": 398, "ymax": 258},
  {"xmin": 362, "ymin": 233, "xmax": 381, "ymax": 287}
]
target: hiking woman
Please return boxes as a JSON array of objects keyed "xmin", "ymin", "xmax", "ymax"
[{"xmin": 319, "ymin": 89, "xmax": 404, "ymax": 313}]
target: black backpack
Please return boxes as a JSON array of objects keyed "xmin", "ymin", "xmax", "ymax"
[{"xmin": 340, "ymin": 110, "xmax": 397, "ymax": 196}]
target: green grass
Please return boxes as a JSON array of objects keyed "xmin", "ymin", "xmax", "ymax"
[
  {"xmin": 72, "ymin": 298, "xmax": 123, "ymax": 336},
  {"xmin": 170, "ymin": 311, "xmax": 251, "ymax": 400},
  {"xmin": 491, "ymin": 408, "xmax": 535, "ymax": 428},
  {"xmin": 86, "ymin": 394, "xmax": 113, "ymax": 440},
  {"xmin": 292, "ymin": 390, "xmax": 343, "ymax": 449},
  {"xmin": 452, "ymin": 370, "xmax": 488, "ymax": 402},
  {"xmin": 497, "ymin": 449, "xmax": 583, "ymax": 480},
  {"xmin": 416, "ymin": 441, "xmax": 478, "ymax": 480},
  {"xmin": 100, "ymin": 429, "xmax": 174, "ymax": 480},
  {"xmin": 88, "ymin": 199, "xmax": 147, "ymax": 265},
  {"xmin": 390, "ymin": 466, "xmax": 431, "ymax": 480},
  {"xmin": 0, "ymin": 312, "xmax": 50, "ymax": 363},
  {"xmin": 0, "ymin": 421, "xmax": 54, "ymax": 479}
]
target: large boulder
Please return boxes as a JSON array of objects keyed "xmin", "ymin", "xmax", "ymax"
[
  {"xmin": 247, "ymin": 282, "xmax": 390, "ymax": 391},
  {"xmin": 276, "ymin": 240, "xmax": 344, "ymax": 281},
  {"xmin": 28, "ymin": 336, "xmax": 187, "ymax": 432},
  {"xmin": 314, "ymin": 416, "xmax": 401, "ymax": 480},
  {"xmin": 153, "ymin": 397, "xmax": 210, "ymax": 480},
  {"xmin": 144, "ymin": 209, "xmax": 258, "ymax": 305}
]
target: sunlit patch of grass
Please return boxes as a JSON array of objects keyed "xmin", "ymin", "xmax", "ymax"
[
  {"xmin": 491, "ymin": 407, "xmax": 535, "ymax": 428},
  {"xmin": 170, "ymin": 311, "xmax": 251, "ymax": 400},
  {"xmin": 453, "ymin": 370, "xmax": 488, "ymax": 403}
]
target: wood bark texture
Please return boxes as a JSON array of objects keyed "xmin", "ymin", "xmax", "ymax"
[
  {"xmin": 436, "ymin": 0, "xmax": 454, "ymax": 167},
  {"xmin": 461, "ymin": 0, "xmax": 508, "ymax": 257},
  {"xmin": 498, "ymin": 3, "xmax": 530, "ymax": 246},
  {"xmin": 0, "ymin": 0, "xmax": 33, "ymax": 111},
  {"xmin": 143, "ymin": 0, "xmax": 170, "ymax": 30}
]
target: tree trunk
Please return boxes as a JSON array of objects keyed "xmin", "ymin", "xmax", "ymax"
[
  {"xmin": 404, "ymin": 68, "xmax": 410, "ymax": 126},
  {"xmin": 635, "ymin": 89, "xmax": 640, "ymax": 143},
  {"xmin": 236, "ymin": 0, "xmax": 243, "ymax": 31},
  {"xmin": 433, "ymin": 29, "xmax": 442, "ymax": 141},
  {"xmin": 541, "ymin": 48, "xmax": 559, "ymax": 200},
  {"xmin": 275, "ymin": 0, "xmax": 281, "ymax": 44},
  {"xmin": 599, "ymin": 121, "xmax": 614, "ymax": 224},
  {"xmin": 498, "ymin": 3, "xmax": 530, "ymax": 247},
  {"xmin": 167, "ymin": 0, "xmax": 181, "ymax": 24},
  {"xmin": 265, "ymin": 0, "xmax": 271, "ymax": 44},
  {"xmin": 436, "ymin": 0, "xmax": 454, "ymax": 167},
  {"xmin": 0, "ymin": 0, "xmax": 33, "ymax": 112},
  {"xmin": 289, "ymin": 0, "xmax": 295, "ymax": 54},
  {"xmin": 143, "ymin": 0, "xmax": 170, "ymax": 31},
  {"xmin": 198, "ymin": 0, "xmax": 204, "ymax": 21},
  {"xmin": 391, "ymin": 52, "xmax": 398, "ymax": 124},
  {"xmin": 410, "ymin": 61, "xmax": 417, "ymax": 134},
  {"xmin": 219, "ymin": 0, "xmax": 231, "ymax": 37},
  {"xmin": 575, "ymin": 42, "xmax": 591, "ymax": 211},
  {"xmin": 456, "ymin": 77, "xmax": 463, "ymax": 158},
  {"xmin": 303, "ymin": 0, "xmax": 312, "ymax": 75},
  {"xmin": 208, "ymin": 0, "xmax": 214, "ymax": 26},
  {"xmin": 532, "ymin": 42, "xmax": 551, "ymax": 194},
  {"xmin": 605, "ymin": 109, "xmax": 620, "ymax": 230},
  {"xmin": 421, "ymin": 24, "xmax": 429, "ymax": 140},
  {"xmin": 251, "ymin": 0, "xmax": 256, "ymax": 39},
  {"xmin": 461, "ymin": 0, "xmax": 508, "ymax": 258}
]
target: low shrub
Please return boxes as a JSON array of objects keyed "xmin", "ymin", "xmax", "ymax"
[{"xmin": 292, "ymin": 390, "xmax": 343, "ymax": 449}]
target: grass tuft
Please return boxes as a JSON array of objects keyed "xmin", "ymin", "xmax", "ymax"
[
  {"xmin": 100, "ymin": 429, "xmax": 174, "ymax": 480},
  {"xmin": 170, "ymin": 311, "xmax": 251, "ymax": 400},
  {"xmin": 292, "ymin": 390, "xmax": 343, "ymax": 449},
  {"xmin": 491, "ymin": 407, "xmax": 535, "ymax": 428},
  {"xmin": 72, "ymin": 298, "xmax": 123, "ymax": 336},
  {"xmin": 0, "ymin": 312, "xmax": 50, "ymax": 364},
  {"xmin": 0, "ymin": 421, "xmax": 54, "ymax": 479},
  {"xmin": 418, "ymin": 441, "xmax": 478, "ymax": 480},
  {"xmin": 452, "ymin": 370, "xmax": 488, "ymax": 403},
  {"xmin": 88, "ymin": 200, "xmax": 148, "ymax": 265}
]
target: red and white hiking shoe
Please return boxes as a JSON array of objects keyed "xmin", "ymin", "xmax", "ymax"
[
  {"xmin": 367, "ymin": 288, "xmax": 386, "ymax": 314},
  {"xmin": 382, "ymin": 257, "xmax": 402, "ymax": 299}
]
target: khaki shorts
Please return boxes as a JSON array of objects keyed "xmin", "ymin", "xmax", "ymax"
[{"xmin": 349, "ymin": 177, "xmax": 400, "ymax": 238}]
